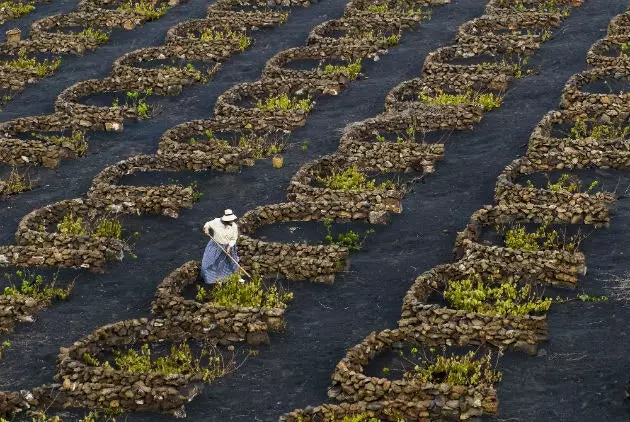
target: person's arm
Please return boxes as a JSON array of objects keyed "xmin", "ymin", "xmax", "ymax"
[{"xmin": 203, "ymin": 220, "xmax": 215, "ymax": 237}]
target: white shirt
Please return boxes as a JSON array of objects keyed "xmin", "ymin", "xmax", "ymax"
[{"xmin": 204, "ymin": 218, "xmax": 238, "ymax": 247}]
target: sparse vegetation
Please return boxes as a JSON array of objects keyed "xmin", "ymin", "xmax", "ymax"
[
  {"xmin": 57, "ymin": 213, "xmax": 88, "ymax": 236},
  {"xmin": 366, "ymin": 0, "xmax": 430, "ymax": 18},
  {"xmin": 317, "ymin": 166, "xmax": 396, "ymax": 191},
  {"xmin": 84, "ymin": 342, "xmax": 230, "ymax": 382},
  {"xmin": 195, "ymin": 273, "xmax": 293, "ymax": 309},
  {"xmin": 0, "ymin": 168, "xmax": 32, "ymax": 195},
  {"xmin": 443, "ymin": 273, "xmax": 552, "ymax": 316},
  {"xmin": 255, "ymin": 93, "xmax": 314, "ymax": 112},
  {"xmin": 76, "ymin": 27, "xmax": 110, "ymax": 43},
  {"xmin": 403, "ymin": 348, "xmax": 502, "ymax": 387},
  {"xmin": 501, "ymin": 224, "xmax": 580, "ymax": 252},
  {"xmin": 92, "ymin": 219, "xmax": 123, "ymax": 239},
  {"xmin": 322, "ymin": 60, "xmax": 362, "ymax": 80},
  {"xmin": 31, "ymin": 130, "xmax": 87, "ymax": 155},
  {"xmin": 323, "ymin": 219, "xmax": 374, "ymax": 252},
  {"xmin": 57, "ymin": 213, "xmax": 125, "ymax": 239},
  {"xmin": 348, "ymin": 30, "xmax": 401, "ymax": 47},
  {"xmin": 0, "ymin": 1, "xmax": 35, "ymax": 19},
  {"xmin": 3, "ymin": 270, "xmax": 72, "ymax": 302},
  {"xmin": 117, "ymin": 0, "xmax": 169, "ymax": 20},
  {"xmin": 418, "ymin": 89, "xmax": 503, "ymax": 111},
  {"xmin": 199, "ymin": 27, "xmax": 252, "ymax": 51},
  {"xmin": 111, "ymin": 90, "xmax": 152, "ymax": 119},
  {"xmin": 568, "ymin": 118, "xmax": 630, "ymax": 140},
  {"xmin": 477, "ymin": 56, "xmax": 531, "ymax": 78},
  {"xmin": 1, "ymin": 52, "xmax": 61, "ymax": 77}
]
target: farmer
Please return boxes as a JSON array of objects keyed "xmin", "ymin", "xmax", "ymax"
[{"xmin": 201, "ymin": 209, "xmax": 241, "ymax": 284}]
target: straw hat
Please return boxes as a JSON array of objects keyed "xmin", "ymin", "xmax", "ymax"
[{"xmin": 220, "ymin": 209, "xmax": 238, "ymax": 222}]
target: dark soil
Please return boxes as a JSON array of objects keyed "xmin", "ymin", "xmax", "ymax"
[{"xmin": 1, "ymin": 0, "xmax": 630, "ymax": 421}]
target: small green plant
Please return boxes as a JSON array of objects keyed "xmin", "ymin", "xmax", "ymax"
[
  {"xmin": 342, "ymin": 414, "xmax": 379, "ymax": 422},
  {"xmin": 477, "ymin": 56, "xmax": 531, "ymax": 79},
  {"xmin": 576, "ymin": 294, "xmax": 608, "ymax": 302},
  {"xmin": 31, "ymin": 130, "xmax": 87, "ymax": 155},
  {"xmin": 237, "ymin": 134, "xmax": 284, "ymax": 159},
  {"xmin": 350, "ymin": 30, "xmax": 401, "ymax": 47},
  {"xmin": 418, "ymin": 89, "xmax": 503, "ymax": 111},
  {"xmin": 317, "ymin": 166, "xmax": 396, "ymax": 191},
  {"xmin": 111, "ymin": 90, "xmax": 152, "ymax": 118},
  {"xmin": 1, "ymin": 52, "xmax": 61, "ymax": 77},
  {"xmin": 1, "ymin": 168, "xmax": 32, "ymax": 195},
  {"xmin": 541, "ymin": 29, "xmax": 552, "ymax": 42},
  {"xmin": 189, "ymin": 181, "xmax": 203, "ymax": 202},
  {"xmin": 0, "ymin": 1, "xmax": 35, "ymax": 19},
  {"xmin": 568, "ymin": 118, "xmax": 630, "ymax": 140},
  {"xmin": 3, "ymin": 270, "xmax": 71, "ymax": 302},
  {"xmin": 255, "ymin": 93, "xmax": 314, "ymax": 112},
  {"xmin": 407, "ymin": 349, "xmax": 502, "ymax": 387},
  {"xmin": 322, "ymin": 60, "xmax": 362, "ymax": 80},
  {"xmin": 92, "ymin": 219, "xmax": 123, "ymax": 239},
  {"xmin": 542, "ymin": 173, "xmax": 599, "ymax": 194},
  {"xmin": 199, "ymin": 27, "xmax": 252, "ymax": 51},
  {"xmin": 366, "ymin": 0, "xmax": 428, "ymax": 17},
  {"xmin": 57, "ymin": 213, "xmax": 87, "ymax": 236},
  {"xmin": 117, "ymin": 0, "xmax": 169, "ymax": 20},
  {"xmin": 29, "ymin": 412, "xmax": 61, "ymax": 422},
  {"xmin": 505, "ymin": 0, "xmax": 569, "ymax": 16},
  {"xmin": 502, "ymin": 224, "xmax": 579, "ymax": 252},
  {"xmin": 621, "ymin": 43, "xmax": 629, "ymax": 57},
  {"xmin": 76, "ymin": 27, "xmax": 110, "ymax": 43},
  {"xmin": 196, "ymin": 273, "xmax": 293, "ymax": 309},
  {"xmin": 323, "ymin": 220, "xmax": 374, "ymax": 252},
  {"xmin": 301, "ymin": 140, "xmax": 309, "ymax": 151},
  {"xmin": 444, "ymin": 273, "xmax": 552, "ymax": 316},
  {"xmin": 0, "ymin": 340, "xmax": 11, "ymax": 359}
]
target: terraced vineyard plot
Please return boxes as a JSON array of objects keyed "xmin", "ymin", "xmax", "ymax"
[{"xmin": 1, "ymin": 0, "xmax": 630, "ymax": 421}]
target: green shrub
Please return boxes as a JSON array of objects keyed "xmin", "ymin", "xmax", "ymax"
[
  {"xmin": 89, "ymin": 342, "xmax": 226, "ymax": 382},
  {"xmin": 322, "ymin": 60, "xmax": 362, "ymax": 80},
  {"xmin": 504, "ymin": 0, "xmax": 570, "ymax": 16},
  {"xmin": 477, "ymin": 57, "xmax": 531, "ymax": 79},
  {"xmin": 323, "ymin": 219, "xmax": 374, "ymax": 252},
  {"xmin": 366, "ymin": 0, "xmax": 429, "ymax": 17},
  {"xmin": 57, "ymin": 213, "xmax": 87, "ymax": 236},
  {"xmin": 348, "ymin": 30, "xmax": 400, "ymax": 47},
  {"xmin": 418, "ymin": 89, "xmax": 502, "ymax": 111},
  {"xmin": 317, "ymin": 166, "xmax": 396, "ymax": 191},
  {"xmin": 200, "ymin": 27, "xmax": 252, "ymax": 51},
  {"xmin": 92, "ymin": 219, "xmax": 123, "ymax": 239},
  {"xmin": 255, "ymin": 93, "xmax": 314, "ymax": 112},
  {"xmin": 0, "ymin": 1, "xmax": 35, "ymax": 18},
  {"xmin": 0, "ymin": 340, "xmax": 11, "ymax": 360},
  {"xmin": 164, "ymin": 62, "xmax": 207, "ymax": 82},
  {"xmin": 3, "ymin": 270, "xmax": 71, "ymax": 302},
  {"xmin": 112, "ymin": 90, "xmax": 152, "ymax": 118},
  {"xmin": 76, "ymin": 27, "xmax": 110, "ymax": 43},
  {"xmin": 31, "ymin": 130, "xmax": 87, "ymax": 155},
  {"xmin": 117, "ymin": 0, "xmax": 169, "ymax": 20},
  {"xmin": 443, "ymin": 274, "xmax": 552, "ymax": 316},
  {"xmin": 502, "ymin": 224, "xmax": 578, "ymax": 252},
  {"xmin": 568, "ymin": 118, "xmax": 630, "ymax": 140},
  {"xmin": 237, "ymin": 134, "xmax": 284, "ymax": 158},
  {"xmin": 196, "ymin": 273, "xmax": 293, "ymax": 309},
  {"xmin": 408, "ymin": 349, "xmax": 502, "ymax": 387},
  {"xmin": 1, "ymin": 168, "xmax": 32, "ymax": 195},
  {"xmin": 342, "ymin": 414, "xmax": 379, "ymax": 422},
  {"xmin": 542, "ymin": 173, "xmax": 599, "ymax": 194},
  {"xmin": 2, "ymin": 52, "xmax": 61, "ymax": 77}
]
